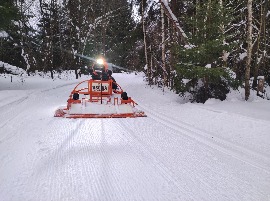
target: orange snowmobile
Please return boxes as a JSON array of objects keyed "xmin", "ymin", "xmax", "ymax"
[{"xmin": 54, "ymin": 58, "xmax": 146, "ymax": 118}]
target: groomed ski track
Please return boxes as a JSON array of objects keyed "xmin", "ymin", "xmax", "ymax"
[{"xmin": 0, "ymin": 73, "xmax": 269, "ymax": 201}]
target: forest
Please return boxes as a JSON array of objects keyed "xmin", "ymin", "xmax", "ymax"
[{"xmin": 0, "ymin": 0, "xmax": 269, "ymax": 102}]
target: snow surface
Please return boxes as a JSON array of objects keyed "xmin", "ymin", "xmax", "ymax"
[
  {"xmin": 0, "ymin": 61, "xmax": 26, "ymax": 75},
  {"xmin": 239, "ymin": 52, "xmax": 247, "ymax": 60},
  {"xmin": 0, "ymin": 71, "xmax": 270, "ymax": 201},
  {"xmin": 0, "ymin": 31, "xmax": 8, "ymax": 38}
]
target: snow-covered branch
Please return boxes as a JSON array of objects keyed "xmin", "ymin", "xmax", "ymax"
[{"xmin": 159, "ymin": 0, "xmax": 188, "ymax": 45}]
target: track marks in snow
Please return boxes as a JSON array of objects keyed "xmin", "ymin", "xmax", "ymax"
[
  {"xmin": 124, "ymin": 77, "xmax": 270, "ymax": 172},
  {"xmin": 1, "ymin": 75, "xmax": 270, "ymax": 200},
  {"xmin": 80, "ymin": 119, "xmax": 170, "ymax": 200},
  {"xmin": 0, "ymin": 81, "xmax": 76, "ymax": 122},
  {"xmin": 113, "ymin": 120, "xmax": 196, "ymax": 200},
  {"xmin": 15, "ymin": 119, "xmax": 85, "ymax": 201},
  {"xmin": 137, "ymin": 103, "xmax": 270, "ymax": 173},
  {"xmin": 13, "ymin": 118, "xmax": 156, "ymax": 200},
  {"xmin": 117, "ymin": 119, "xmax": 226, "ymax": 200},
  {"xmin": 123, "ymin": 75, "xmax": 270, "ymax": 160},
  {"xmin": 60, "ymin": 119, "xmax": 185, "ymax": 200},
  {"xmin": 117, "ymin": 118, "xmax": 270, "ymax": 201},
  {"xmin": 0, "ymin": 95, "xmax": 30, "ymax": 130}
]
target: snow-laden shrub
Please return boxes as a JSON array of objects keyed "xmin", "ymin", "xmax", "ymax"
[{"xmin": 173, "ymin": 65, "xmax": 241, "ymax": 103}]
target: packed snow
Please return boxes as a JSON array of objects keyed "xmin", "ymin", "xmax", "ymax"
[
  {"xmin": 0, "ymin": 31, "xmax": 8, "ymax": 38},
  {"xmin": 0, "ymin": 61, "xmax": 26, "ymax": 75},
  {"xmin": 0, "ymin": 70, "xmax": 270, "ymax": 201}
]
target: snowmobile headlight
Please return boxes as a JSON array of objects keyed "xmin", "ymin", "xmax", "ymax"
[{"xmin": 96, "ymin": 58, "xmax": 104, "ymax": 65}]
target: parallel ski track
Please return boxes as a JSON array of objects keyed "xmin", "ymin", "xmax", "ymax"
[
  {"xmin": 116, "ymin": 120, "xmax": 238, "ymax": 201},
  {"xmin": 0, "ymin": 82, "xmax": 77, "ymax": 142},
  {"xmin": 43, "ymin": 119, "xmax": 85, "ymax": 201},
  {"xmin": 113, "ymin": 120, "xmax": 201, "ymax": 200},
  {"xmin": 112, "ymin": 121, "xmax": 193, "ymax": 200},
  {"xmin": 28, "ymin": 118, "xmax": 181, "ymax": 200},
  {"xmin": 122, "ymin": 80, "xmax": 269, "ymax": 173},
  {"xmin": 116, "ymin": 118, "xmax": 267, "ymax": 200},
  {"xmin": 191, "ymin": 104, "xmax": 270, "ymax": 124},
  {"xmin": 2, "ymin": 77, "xmax": 268, "ymax": 200},
  {"xmin": 136, "ymin": 102, "xmax": 270, "ymax": 173}
]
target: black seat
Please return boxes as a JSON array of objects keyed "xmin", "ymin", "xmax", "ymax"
[{"xmin": 121, "ymin": 92, "xmax": 128, "ymax": 100}]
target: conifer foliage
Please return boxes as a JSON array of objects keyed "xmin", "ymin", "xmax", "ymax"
[
  {"xmin": 0, "ymin": 0, "xmax": 18, "ymax": 30},
  {"xmin": 130, "ymin": 0, "xmax": 270, "ymax": 102},
  {"xmin": 173, "ymin": 0, "xmax": 238, "ymax": 103}
]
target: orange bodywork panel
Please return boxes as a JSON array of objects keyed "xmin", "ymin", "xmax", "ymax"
[{"xmin": 55, "ymin": 78, "xmax": 146, "ymax": 118}]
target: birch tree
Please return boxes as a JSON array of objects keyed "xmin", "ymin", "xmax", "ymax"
[
  {"xmin": 159, "ymin": 0, "xmax": 188, "ymax": 45},
  {"xmin": 245, "ymin": 0, "xmax": 253, "ymax": 100},
  {"xmin": 141, "ymin": 0, "xmax": 150, "ymax": 83}
]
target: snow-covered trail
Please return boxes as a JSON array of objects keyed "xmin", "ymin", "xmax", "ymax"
[{"xmin": 0, "ymin": 73, "xmax": 270, "ymax": 201}]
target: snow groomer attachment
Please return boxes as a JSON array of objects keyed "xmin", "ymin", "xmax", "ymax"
[{"xmin": 54, "ymin": 58, "xmax": 146, "ymax": 118}]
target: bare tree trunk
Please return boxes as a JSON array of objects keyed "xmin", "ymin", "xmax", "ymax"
[
  {"xmin": 245, "ymin": 0, "xmax": 253, "ymax": 101},
  {"xmin": 203, "ymin": 0, "xmax": 212, "ymax": 39},
  {"xmin": 219, "ymin": 0, "xmax": 224, "ymax": 33},
  {"xmin": 49, "ymin": 0, "xmax": 55, "ymax": 79},
  {"xmin": 150, "ymin": 44, "xmax": 153, "ymax": 86},
  {"xmin": 142, "ymin": 1, "xmax": 149, "ymax": 84},
  {"xmin": 102, "ymin": 21, "xmax": 106, "ymax": 56},
  {"xmin": 159, "ymin": 0, "xmax": 187, "ymax": 45},
  {"xmin": 19, "ymin": 1, "xmax": 33, "ymax": 75},
  {"xmin": 161, "ymin": 3, "xmax": 166, "ymax": 90},
  {"xmin": 219, "ymin": 0, "xmax": 228, "ymax": 68},
  {"xmin": 252, "ymin": 0, "xmax": 267, "ymax": 89},
  {"xmin": 102, "ymin": 5, "xmax": 106, "ymax": 56}
]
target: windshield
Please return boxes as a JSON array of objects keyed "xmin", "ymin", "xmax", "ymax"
[{"xmin": 93, "ymin": 64, "xmax": 105, "ymax": 72}]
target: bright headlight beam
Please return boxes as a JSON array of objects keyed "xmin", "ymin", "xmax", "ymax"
[{"xmin": 96, "ymin": 59, "xmax": 104, "ymax": 65}]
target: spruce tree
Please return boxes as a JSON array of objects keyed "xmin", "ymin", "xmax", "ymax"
[
  {"xmin": 173, "ymin": 0, "xmax": 238, "ymax": 103},
  {"xmin": 0, "ymin": 0, "xmax": 18, "ymax": 30},
  {"xmin": 106, "ymin": 1, "xmax": 136, "ymax": 67}
]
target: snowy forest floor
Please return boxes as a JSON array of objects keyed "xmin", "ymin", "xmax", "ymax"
[{"xmin": 0, "ymin": 72, "xmax": 270, "ymax": 201}]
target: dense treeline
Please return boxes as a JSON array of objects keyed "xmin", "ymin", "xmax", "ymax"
[
  {"xmin": 0, "ymin": 0, "xmax": 138, "ymax": 78},
  {"xmin": 0, "ymin": 0, "xmax": 269, "ymax": 102},
  {"xmin": 134, "ymin": 0, "xmax": 270, "ymax": 102}
]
